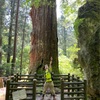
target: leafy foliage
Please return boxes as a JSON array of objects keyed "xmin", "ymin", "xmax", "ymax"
[
  {"xmin": 59, "ymin": 55, "xmax": 83, "ymax": 78},
  {"xmin": 1, "ymin": 0, "xmax": 31, "ymax": 76},
  {"xmin": 61, "ymin": 0, "xmax": 85, "ymax": 24},
  {"xmin": 25, "ymin": 0, "xmax": 54, "ymax": 7},
  {"xmin": 58, "ymin": 0, "xmax": 85, "ymax": 78}
]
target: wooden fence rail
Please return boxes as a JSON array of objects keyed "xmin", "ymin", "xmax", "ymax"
[
  {"xmin": 12, "ymin": 73, "xmax": 35, "ymax": 82},
  {"xmin": 6, "ymin": 79, "xmax": 37, "ymax": 100}
]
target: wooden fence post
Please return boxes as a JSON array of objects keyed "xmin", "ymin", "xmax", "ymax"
[
  {"xmin": 13, "ymin": 74, "xmax": 16, "ymax": 81},
  {"xmin": 77, "ymin": 77, "xmax": 80, "ymax": 100},
  {"xmin": 6, "ymin": 79, "xmax": 10, "ymax": 100},
  {"xmin": 10, "ymin": 76, "xmax": 14, "ymax": 82},
  {"xmin": 33, "ymin": 79, "xmax": 37, "ymax": 100},
  {"xmin": 68, "ymin": 73, "xmax": 70, "ymax": 96},
  {"xmin": 84, "ymin": 80, "xmax": 87, "ymax": 100},
  {"xmin": 61, "ymin": 78, "xmax": 64, "ymax": 100},
  {"xmin": 34, "ymin": 72, "xmax": 37, "ymax": 79},
  {"xmin": 16, "ymin": 73, "xmax": 19, "ymax": 81},
  {"xmin": 72, "ymin": 74, "xmax": 75, "ymax": 97},
  {"xmin": 68, "ymin": 73, "xmax": 70, "ymax": 82}
]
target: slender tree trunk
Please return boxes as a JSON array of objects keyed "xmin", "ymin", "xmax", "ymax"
[
  {"xmin": 11, "ymin": 0, "xmax": 20, "ymax": 75},
  {"xmin": 0, "ymin": 0, "xmax": 5, "ymax": 64},
  {"xmin": 0, "ymin": 35, "xmax": 2, "ymax": 65},
  {"xmin": 0, "ymin": 32, "xmax": 2, "ymax": 65},
  {"xmin": 0, "ymin": 34, "xmax": 2, "ymax": 76},
  {"xmin": 60, "ymin": 16, "xmax": 67, "ymax": 56},
  {"xmin": 7, "ymin": 0, "xmax": 15, "ymax": 75},
  {"xmin": 20, "ymin": 13, "xmax": 27, "ymax": 75},
  {"xmin": 0, "ymin": 0, "xmax": 5, "ymax": 76},
  {"xmin": 63, "ymin": 27, "xmax": 67, "ymax": 56},
  {"xmin": 29, "ymin": 0, "xmax": 59, "ymax": 74}
]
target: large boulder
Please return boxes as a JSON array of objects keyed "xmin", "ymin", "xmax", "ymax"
[{"xmin": 75, "ymin": 0, "xmax": 100, "ymax": 99}]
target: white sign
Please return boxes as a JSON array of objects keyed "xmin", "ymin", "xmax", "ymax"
[{"xmin": 12, "ymin": 89, "xmax": 27, "ymax": 100}]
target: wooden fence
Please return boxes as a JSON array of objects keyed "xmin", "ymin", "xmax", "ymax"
[
  {"xmin": 6, "ymin": 79, "xmax": 36, "ymax": 100},
  {"xmin": 11, "ymin": 73, "xmax": 69, "ymax": 94},
  {"xmin": 61, "ymin": 75, "xmax": 87, "ymax": 100},
  {"xmin": 6, "ymin": 73, "xmax": 87, "ymax": 100}
]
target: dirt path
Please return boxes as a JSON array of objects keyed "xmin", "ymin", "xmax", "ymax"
[
  {"xmin": 36, "ymin": 94, "xmax": 61, "ymax": 100},
  {"xmin": 0, "ymin": 88, "xmax": 6, "ymax": 100},
  {"xmin": 0, "ymin": 87, "xmax": 61, "ymax": 100}
]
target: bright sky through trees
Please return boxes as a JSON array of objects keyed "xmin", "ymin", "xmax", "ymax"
[
  {"xmin": 56, "ymin": 0, "xmax": 61, "ymax": 18},
  {"xmin": 56, "ymin": 0, "xmax": 78, "ymax": 19}
]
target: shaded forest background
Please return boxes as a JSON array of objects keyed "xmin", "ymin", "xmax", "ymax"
[{"xmin": 0, "ymin": 0, "xmax": 84, "ymax": 76}]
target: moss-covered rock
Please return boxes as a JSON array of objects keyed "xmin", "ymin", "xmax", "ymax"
[{"xmin": 74, "ymin": 0, "xmax": 100, "ymax": 99}]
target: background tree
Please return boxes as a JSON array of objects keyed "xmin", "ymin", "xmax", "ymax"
[
  {"xmin": 7, "ymin": 0, "xmax": 16, "ymax": 75},
  {"xmin": 29, "ymin": 0, "xmax": 59, "ymax": 74},
  {"xmin": 1, "ymin": 0, "xmax": 31, "ymax": 76},
  {"xmin": 11, "ymin": 0, "xmax": 20, "ymax": 75},
  {"xmin": 15, "ymin": 0, "xmax": 31, "ymax": 74},
  {"xmin": 20, "ymin": 6, "xmax": 27, "ymax": 75},
  {"xmin": 0, "ymin": 0, "xmax": 5, "ymax": 76},
  {"xmin": 58, "ymin": 16, "xmax": 67, "ymax": 56},
  {"xmin": 57, "ymin": 0, "xmax": 85, "ymax": 76}
]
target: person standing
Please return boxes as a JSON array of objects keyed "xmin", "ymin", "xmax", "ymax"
[{"xmin": 41, "ymin": 57, "xmax": 56, "ymax": 100}]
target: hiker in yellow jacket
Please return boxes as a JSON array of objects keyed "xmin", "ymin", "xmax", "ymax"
[{"xmin": 41, "ymin": 57, "xmax": 56, "ymax": 100}]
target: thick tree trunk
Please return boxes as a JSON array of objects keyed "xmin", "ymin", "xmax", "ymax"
[
  {"xmin": 75, "ymin": 0, "xmax": 100, "ymax": 99},
  {"xmin": 29, "ymin": 0, "xmax": 59, "ymax": 74}
]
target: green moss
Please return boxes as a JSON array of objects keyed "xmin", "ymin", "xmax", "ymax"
[{"xmin": 74, "ymin": 18, "xmax": 84, "ymax": 38}]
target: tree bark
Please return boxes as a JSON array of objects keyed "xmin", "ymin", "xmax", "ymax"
[{"xmin": 29, "ymin": 0, "xmax": 59, "ymax": 74}]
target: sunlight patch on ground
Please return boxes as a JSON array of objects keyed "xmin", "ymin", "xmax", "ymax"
[{"xmin": 0, "ymin": 88, "xmax": 6, "ymax": 100}]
